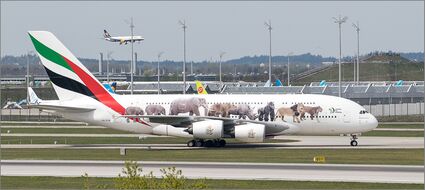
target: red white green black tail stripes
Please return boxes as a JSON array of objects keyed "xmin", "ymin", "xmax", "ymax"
[{"xmin": 28, "ymin": 31, "xmax": 127, "ymax": 116}]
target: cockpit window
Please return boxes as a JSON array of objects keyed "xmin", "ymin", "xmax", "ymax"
[{"xmin": 359, "ymin": 110, "xmax": 368, "ymax": 114}]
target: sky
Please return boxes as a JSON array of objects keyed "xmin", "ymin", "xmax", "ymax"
[{"xmin": 1, "ymin": 1, "xmax": 423, "ymax": 62}]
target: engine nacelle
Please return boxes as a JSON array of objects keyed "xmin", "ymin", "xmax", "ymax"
[
  {"xmin": 235, "ymin": 123, "xmax": 265, "ymax": 143},
  {"xmin": 192, "ymin": 120, "xmax": 223, "ymax": 139}
]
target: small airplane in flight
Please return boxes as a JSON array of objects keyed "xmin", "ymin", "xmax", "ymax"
[
  {"xmin": 103, "ymin": 30, "xmax": 144, "ymax": 45},
  {"xmin": 28, "ymin": 31, "xmax": 378, "ymax": 147}
]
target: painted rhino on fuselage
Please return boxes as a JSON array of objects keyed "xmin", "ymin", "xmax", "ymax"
[
  {"xmin": 169, "ymin": 97, "xmax": 208, "ymax": 116},
  {"xmin": 208, "ymin": 103, "xmax": 237, "ymax": 117},
  {"xmin": 145, "ymin": 105, "xmax": 166, "ymax": 115},
  {"xmin": 229, "ymin": 104, "xmax": 257, "ymax": 120}
]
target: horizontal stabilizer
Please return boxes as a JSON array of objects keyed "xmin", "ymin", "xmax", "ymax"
[{"xmin": 28, "ymin": 104, "xmax": 95, "ymax": 113}]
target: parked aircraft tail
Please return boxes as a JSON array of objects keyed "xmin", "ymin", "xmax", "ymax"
[
  {"xmin": 275, "ymin": 79, "xmax": 283, "ymax": 87},
  {"xmin": 28, "ymin": 87, "xmax": 42, "ymax": 104},
  {"xmin": 195, "ymin": 80, "xmax": 208, "ymax": 94}
]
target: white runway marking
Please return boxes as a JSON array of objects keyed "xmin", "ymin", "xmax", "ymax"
[{"xmin": 2, "ymin": 160, "xmax": 423, "ymax": 184}]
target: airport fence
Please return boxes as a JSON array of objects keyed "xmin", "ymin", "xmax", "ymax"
[
  {"xmin": 0, "ymin": 109, "xmax": 69, "ymax": 122},
  {"xmin": 363, "ymin": 102, "xmax": 424, "ymax": 116}
]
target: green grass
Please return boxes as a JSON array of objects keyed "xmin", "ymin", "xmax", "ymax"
[
  {"xmin": 1, "ymin": 176, "xmax": 423, "ymax": 189},
  {"xmin": 1, "ymin": 128, "xmax": 132, "ymax": 134},
  {"xmin": 377, "ymin": 124, "xmax": 424, "ymax": 129},
  {"xmin": 0, "ymin": 136, "xmax": 296, "ymax": 145},
  {"xmin": 363, "ymin": 131, "xmax": 423, "ymax": 137},
  {"xmin": 2, "ymin": 148, "xmax": 423, "ymax": 165}
]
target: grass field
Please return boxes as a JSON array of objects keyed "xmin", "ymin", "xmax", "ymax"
[
  {"xmin": 1, "ymin": 176, "xmax": 423, "ymax": 189},
  {"xmin": 2, "ymin": 148, "xmax": 423, "ymax": 165}
]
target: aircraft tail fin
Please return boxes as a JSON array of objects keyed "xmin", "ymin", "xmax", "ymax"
[
  {"xmin": 28, "ymin": 87, "xmax": 42, "ymax": 104},
  {"xmin": 275, "ymin": 79, "xmax": 283, "ymax": 87},
  {"xmin": 195, "ymin": 80, "xmax": 208, "ymax": 94},
  {"xmin": 28, "ymin": 31, "xmax": 127, "ymax": 115},
  {"xmin": 103, "ymin": 30, "xmax": 111, "ymax": 38}
]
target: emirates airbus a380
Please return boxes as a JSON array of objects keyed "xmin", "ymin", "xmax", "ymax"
[{"xmin": 27, "ymin": 31, "xmax": 378, "ymax": 147}]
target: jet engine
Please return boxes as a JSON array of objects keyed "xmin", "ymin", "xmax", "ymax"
[
  {"xmin": 235, "ymin": 123, "xmax": 265, "ymax": 143},
  {"xmin": 191, "ymin": 120, "xmax": 224, "ymax": 139}
]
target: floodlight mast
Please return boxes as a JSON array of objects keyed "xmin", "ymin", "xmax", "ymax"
[
  {"xmin": 26, "ymin": 51, "xmax": 34, "ymax": 104},
  {"xmin": 287, "ymin": 52, "xmax": 293, "ymax": 86},
  {"xmin": 333, "ymin": 15, "xmax": 347, "ymax": 97},
  {"xmin": 157, "ymin": 52, "xmax": 164, "ymax": 94},
  {"xmin": 128, "ymin": 17, "xmax": 135, "ymax": 95},
  {"xmin": 265, "ymin": 20, "xmax": 272, "ymax": 84},
  {"xmin": 106, "ymin": 51, "xmax": 113, "ymax": 83},
  {"xmin": 179, "ymin": 20, "xmax": 187, "ymax": 94},
  {"xmin": 352, "ymin": 21, "xmax": 360, "ymax": 84},
  {"xmin": 219, "ymin": 52, "xmax": 226, "ymax": 84}
]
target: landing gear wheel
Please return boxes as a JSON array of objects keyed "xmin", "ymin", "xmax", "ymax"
[
  {"xmin": 205, "ymin": 140, "xmax": 214, "ymax": 147},
  {"xmin": 195, "ymin": 140, "xmax": 204, "ymax": 147},
  {"xmin": 187, "ymin": 140, "xmax": 196, "ymax": 147},
  {"xmin": 350, "ymin": 134, "xmax": 359, "ymax": 146},
  {"xmin": 218, "ymin": 139, "xmax": 226, "ymax": 147}
]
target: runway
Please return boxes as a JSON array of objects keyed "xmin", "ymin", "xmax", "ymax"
[
  {"xmin": 1, "ymin": 136, "xmax": 423, "ymax": 149},
  {"xmin": 2, "ymin": 160, "xmax": 423, "ymax": 184}
]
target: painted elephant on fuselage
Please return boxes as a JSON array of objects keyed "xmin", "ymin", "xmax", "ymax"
[
  {"xmin": 169, "ymin": 97, "xmax": 208, "ymax": 116},
  {"xmin": 145, "ymin": 105, "xmax": 166, "ymax": 115},
  {"xmin": 124, "ymin": 106, "xmax": 144, "ymax": 123}
]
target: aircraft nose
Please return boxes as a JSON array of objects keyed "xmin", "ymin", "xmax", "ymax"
[{"xmin": 367, "ymin": 114, "xmax": 379, "ymax": 130}]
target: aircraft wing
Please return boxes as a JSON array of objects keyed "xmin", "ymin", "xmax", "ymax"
[
  {"xmin": 122, "ymin": 115, "xmax": 293, "ymax": 134},
  {"xmin": 28, "ymin": 104, "xmax": 96, "ymax": 113}
]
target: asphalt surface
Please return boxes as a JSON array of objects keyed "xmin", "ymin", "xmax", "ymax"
[
  {"xmin": 2, "ymin": 160, "xmax": 423, "ymax": 184},
  {"xmin": 2, "ymin": 136, "xmax": 423, "ymax": 149}
]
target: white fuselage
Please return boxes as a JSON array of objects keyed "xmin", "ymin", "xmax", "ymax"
[
  {"xmin": 58, "ymin": 94, "xmax": 378, "ymax": 137},
  {"xmin": 105, "ymin": 36, "xmax": 144, "ymax": 43}
]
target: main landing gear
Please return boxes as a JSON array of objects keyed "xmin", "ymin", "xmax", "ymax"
[
  {"xmin": 187, "ymin": 139, "xmax": 226, "ymax": 147},
  {"xmin": 350, "ymin": 134, "xmax": 358, "ymax": 146}
]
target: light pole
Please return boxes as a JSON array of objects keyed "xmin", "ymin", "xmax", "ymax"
[
  {"xmin": 219, "ymin": 52, "xmax": 226, "ymax": 83},
  {"xmin": 264, "ymin": 20, "xmax": 272, "ymax": 84},
  {"xmin": 26, "ymin": 51, "xmax": 34, "ymax": 104},
  {"xmin": 179, "ymin": 20, "xmax": 187, "ymax": 94},
  {"xmin": 157, "ymin": 52, "xmax": 164, "ymax": 94},
  {"xmin": 126, "ymin": 17, "xmax": 135, "ymax": 95},
  {"xmin": 287, "ymin": 52, "xmax": 293, "ymax": 86},
  {"xmin": 333, "ymin": 15, "xmax": 348, "ymax": 97},
  {"xmin": 352, "ymin": 21, "xmax": 360, "ymax": 84},
  {"xmin": 106, "ymin": 51, "xmax": 113, "ymax": 83}
]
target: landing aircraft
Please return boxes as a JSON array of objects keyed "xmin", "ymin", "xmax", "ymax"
[
  {"xmin": 28, "ymin": 31, "xmax": 378, "ymax": 147},
  {"xmin": 103, "ymin": 30, "xmax": 144, "ymax": 45}
]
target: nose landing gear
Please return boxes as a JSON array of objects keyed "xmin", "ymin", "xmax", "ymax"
[{"xmin": 350, "ymin": 134, "xmax": 358, "ymax": 146}]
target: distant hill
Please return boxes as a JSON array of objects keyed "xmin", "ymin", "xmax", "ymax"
[
  {"xmin": 226, "ymin": 53, "xmax": 336, "ymax": 65},
  {"xmin": 1, "ymin": 51, "xmax": 422, "ymax": 79},
  {"xmin": 294, "ymin": 61, "xmax": 424, "ymax": 84}
]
